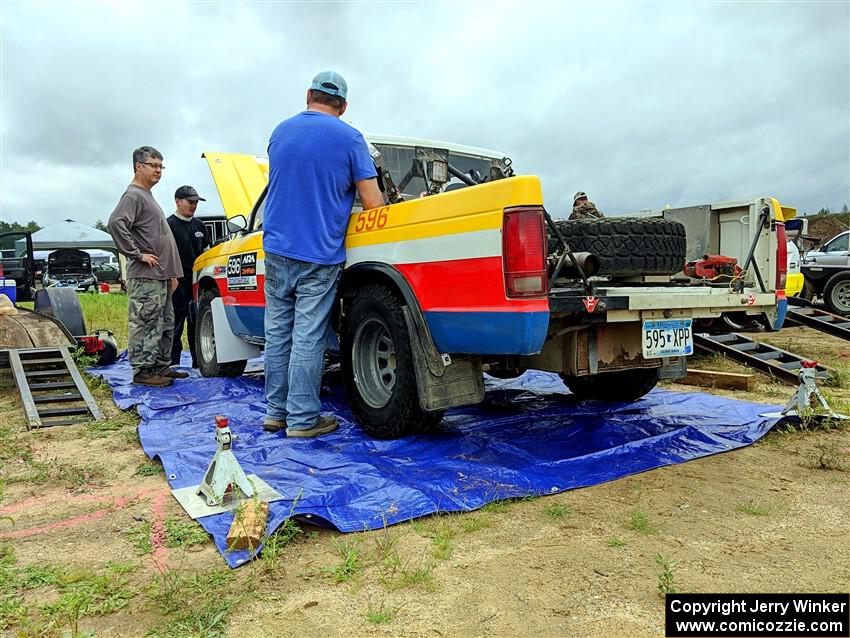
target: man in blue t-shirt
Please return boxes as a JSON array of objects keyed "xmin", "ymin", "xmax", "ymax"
[{"xmin": 263, "ymin": 71, "xmax": 384, "ymax": 438}]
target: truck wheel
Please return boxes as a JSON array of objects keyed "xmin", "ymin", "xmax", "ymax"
[
  {"xmin": 824, "ymin": 273, "xmax": 850, "ymax": 315},
  {"xmin": 561, "ymin": 368, "xmax": 659, "ymax": 402},
  {"xmin": 196, "ymin": 287, "xmax": 247, "ymax": 378},
  {"xmin": 341, "ymin": 283, "xmax": 444, "ymax": 438},
  {"xmin": 549, "ymin": 217, "xmax": 686, "ymax": 276}
]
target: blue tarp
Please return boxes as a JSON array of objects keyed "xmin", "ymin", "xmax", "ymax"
[{"xmin": 90, "ymin": 353, "xmax": 782, "ymax": 567}]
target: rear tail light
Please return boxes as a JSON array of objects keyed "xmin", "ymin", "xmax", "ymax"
[
  {"xmin": 775, "ymin": 222, "xmax": 787, "ymax": 292},
  {"xmin": 503, "ymin": 207, "xmax": 547, "ymax": 297}
]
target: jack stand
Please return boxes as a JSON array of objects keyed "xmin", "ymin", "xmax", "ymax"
[
  {"xmin": 197, "ymin": 415, "xmax": 255, "ymax": 507},
  {"xmin": 782, "ymin": 362, "xmax": 849, "ymax": 420}
]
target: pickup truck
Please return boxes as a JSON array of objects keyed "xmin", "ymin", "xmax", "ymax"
[
  {"xmin": 799, "ymin": 229, "xmax": 850, "ymax": 314},
  {"xmin": 192, "ymin": 136, "xmax": 791, "ymax": 438}
]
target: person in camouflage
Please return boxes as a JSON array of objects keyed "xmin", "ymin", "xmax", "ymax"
[
  {"xmin": 569, "ymin": 191, "xmax": 605, "ymax": 220},
  {"xmin": 108, "ymin": 146, "xmax": 186, "ymax": 387}
]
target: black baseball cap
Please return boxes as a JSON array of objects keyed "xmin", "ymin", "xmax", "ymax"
[{"xmin": 175, "ymin": 185, "xmax": 206, "ymax": 201}]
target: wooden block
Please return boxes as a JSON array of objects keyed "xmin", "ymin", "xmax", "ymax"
[
  {"xmin": 680, "ymin": 368, "xmax": 755, "ymax": 391},
  {"xmin": 226, "ymin": 499, "xmax": 269, "ymax": 551}
]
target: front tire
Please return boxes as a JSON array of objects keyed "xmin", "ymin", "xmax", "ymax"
[
  {"xmin": 196, "ymin": 287, "xmax": 247, "ymax": 377},
  {"xmin": 824, "ymin": 273, "xmax": 850, "ymax": 316},
  {"xmin": 562, "ymin": 368, "xmax": 659, "ymax": 402},
  {"xmin": 341, "ymin": 283, "xmax": 444, "ymax": 438}
]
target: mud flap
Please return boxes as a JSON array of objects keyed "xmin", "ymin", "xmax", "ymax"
[
  {"xmin": 403, "ymin": 307, "xmax": 484, "ymax": 411},
  {"xmin": 659, "ymin": 356, "xmax": 688, "ymax": 380}
]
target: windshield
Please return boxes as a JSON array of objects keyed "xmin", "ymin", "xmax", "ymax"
[{"xmin": 373, "ymin": 143, "xmax": 500, "ymax": 199}]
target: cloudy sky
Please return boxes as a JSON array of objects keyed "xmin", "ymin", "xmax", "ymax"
[{"xmin": 1, "ymin": 1, "xmax": 848, "ymax": 229}]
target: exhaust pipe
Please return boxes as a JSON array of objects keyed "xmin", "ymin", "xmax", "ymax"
[{"xmin": 551, "ymin": 252, "xmax": 600, "ymax": 278}]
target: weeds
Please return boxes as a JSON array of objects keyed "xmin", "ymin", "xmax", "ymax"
[
  {"xmin": 459, "ymin": 515, "xmax": 491, "ymax": 532},
  {"xmin": 135, "ymin": 461, "xmax": 164, "ymax": 476},
  {"xmin": 808, "ymin": 441, "xmax": 848, "ymax": 471},
  {"xmin": 126, "ymin": 516, "xmax": 209, "ymax": 555},
  {"xmin": 625, "ymin": 509, "xmax": 657, "ymax": 534},
  {"xmin": 655, "ymin": 554, "xmax": 677, "ymax": 595},
  {"xmin": 823, "ymin": 368, "xmax": 847, "ymax": 388},
  {"xmin": 481, "ymin": 500, "xmax": 510, "ymax": 513},
  {"xmin": 736, "ymin": 501, "xmax": 769, "ymax": 516},
  {"xmin": 5, "ymin": 458, "xmax": 108, "ymax": 489},
  {"xmin": 320, "ymin": 538, "xmax": 362, "ymax": 583},
  {"xmin": 365, "ymin": 601, "xmax": 396, "ymax": 624},
  {"xmin": 607, "ymin": 536, "xmax": 626, "ymax": 548},
  {"xmin": 545, "ymin": 503, "xmax": 572, "ymax": 519},
  {"xmin": 146, "ymin": 566, "xmax": 239, "ymax": 637}
]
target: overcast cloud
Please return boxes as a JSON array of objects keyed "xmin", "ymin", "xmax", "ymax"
[{"xmin": 0, "ymin": 1, "xmax": 847, "ymax": 229}]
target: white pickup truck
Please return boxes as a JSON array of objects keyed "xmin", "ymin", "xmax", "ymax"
[{"xmin": 193, "ymin": 137, "xmax": 791, "ymax": 438}]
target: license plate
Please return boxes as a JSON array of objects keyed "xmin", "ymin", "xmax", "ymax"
[{"xmin": 642, "ymin": 319, "xmax": 693, "ymax": 359}]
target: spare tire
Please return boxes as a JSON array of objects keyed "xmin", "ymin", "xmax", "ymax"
[{"xmin": 549, "ymin": 217, "xmax": 686, "ymax": 276}]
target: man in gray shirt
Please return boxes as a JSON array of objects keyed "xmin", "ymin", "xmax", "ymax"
[{"xmin": 108, "ymin": 146, "xmax": 185, "ymax": 387}]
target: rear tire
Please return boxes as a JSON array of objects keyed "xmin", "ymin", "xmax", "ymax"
[
  {"xmin": 341, "ymin": 283, "xmax": 444, "ymax": 438},
  {"xmin": 549, "ymin": 217, "xmax": 686, "ymax": 276},
  {"xmin": 824, "ymin": 273, "xmax": 850, "ymax": 315},
  {"xmin": 561, "ymin": 368, "xmax": 659, "ymax": 402},
  {"xmin": 196, "ymin": 287, "xmax": 247, "ymax": 377}
]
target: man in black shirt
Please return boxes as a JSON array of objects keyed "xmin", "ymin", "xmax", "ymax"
[{"xmin": 167, "ymin": 185, "xmax": 211, "ymax": 368}]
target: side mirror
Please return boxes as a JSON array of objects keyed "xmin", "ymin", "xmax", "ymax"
[{"xmin": 226, "ymin": 215, "xmax": 248, "ymax": 234}]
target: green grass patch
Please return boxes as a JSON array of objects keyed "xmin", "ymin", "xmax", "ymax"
[
  {"xmin": 365, "ymin": 602, "xmax": 395, "ymax": 624},
  {"xmin": 458, "ymin": 515, "xmax": 491, "ymax": 532},
  {"xmin": 320, "ymin": 538, "xmax": 362, "ymax": 583},
  {"xmin": 736, "ymin": 501, "xmax": 769, "ymax": 516},
  {"xmin": 625, "ymin": 509, "xmax": 657, "ymax": 534},
  {"xmin": 146, "ymin": 568, "xmax": 238, "ymax": 637},
  {"xmin": 607, "ymin": 536, "xmax": 626, "ymax": 548},
  {"xmin": 126, "ymin": 517, "xmax": 209, "ymax": 555},
  {"xmin": 78, "ymin": 293, "xmax": 130, "ymax": 349},
  {"xmin": 544, "ymin": 503, "xmax": 572, "ymax": 519},
  {"xmin": 135, "ymin": 461, "xmax": 164, "ymax": 476}
]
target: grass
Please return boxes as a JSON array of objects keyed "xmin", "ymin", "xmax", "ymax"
[
  {"xmin": 320, "ymin": 538, "xmax": 363, "ymax": 583},
  {"xmin": 365, "ymin": 602, "xmax": 396, "ymax": 624},
  {"xmin": 5, "ymin": 458, "xmax": 108, "ymax": 489},
  {"xmin": 607, "ymin": 536, "xmax": 626, "ymax": 548},
  {"xmin": 78, "ymin": 293, "xmax": 130, "ymax": 349},
  {"xmin": 736, "ymin": 501, "xmax": 769, "ymax": 516},
  {"xmin": 625, "ymin": 509, "xmax": 657, "ymax": 534},
  {"xmin": 135, "ymin": 461, "xmax": 164, "ymax": 476},
  {"xmin": 544, "ymin": 503, "xmax": 572, "ymax": 519},
  {"xmin": 145, "ymin": 567, "xmax": 239, "ymax": 637},
  {"xmin": 126, "ymin": 516, "xmax": 210, "ymax": 555}
]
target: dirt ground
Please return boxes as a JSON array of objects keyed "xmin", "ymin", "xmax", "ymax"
[{"xmin": 1, "ymin": 325, "xmax": 848, "ymax": 638}]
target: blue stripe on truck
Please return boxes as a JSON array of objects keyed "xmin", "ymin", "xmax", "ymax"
[{"xmin": 424, "ymin": 311, "xmax": 549, "ymax": 355}]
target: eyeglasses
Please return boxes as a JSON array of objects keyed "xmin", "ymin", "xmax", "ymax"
[{"xmin": 141, "ymin": 162, "xmax": 165, "ymax": 171}]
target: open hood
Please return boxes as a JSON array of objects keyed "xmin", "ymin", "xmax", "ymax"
[
  {"xmin": 47, "ymin": 248, "xmax": 91, "ymax": 274},
  {"xmin": 202, "ymin": 152, "xmax": 269, "ymax": 219}
]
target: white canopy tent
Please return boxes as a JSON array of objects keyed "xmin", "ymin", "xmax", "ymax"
[{"xmin": 19, "ymin": 219, "xmax": 117, "ymax": 253}]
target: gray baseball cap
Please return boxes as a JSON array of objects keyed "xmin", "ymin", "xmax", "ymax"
[{"xmin": 310, "ymin": 71, "xmax": 348, "ymax": 100}]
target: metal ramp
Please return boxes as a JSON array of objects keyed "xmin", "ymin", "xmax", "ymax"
[
  {"xmin": 785, "ymin": 305, "xmax": 850, "ymax": 341},
  {"xmin": 694, "ymin": 332, "xmax": 829, "ymax": 385},
  {"xmin": 6, "ymin": 346, "xmax": 103, "ymax": 429}
]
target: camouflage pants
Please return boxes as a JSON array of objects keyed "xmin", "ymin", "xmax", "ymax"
[{"xmin": 127, "ymin": 278, "xmax": 174, "ymax": 375}]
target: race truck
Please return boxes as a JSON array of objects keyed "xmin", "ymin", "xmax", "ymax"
[{"xmin": 192, "ymin": 136, "xmax": 791, "ymax": 438}]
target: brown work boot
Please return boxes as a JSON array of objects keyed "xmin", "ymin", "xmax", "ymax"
[
  {"xmin": 158, "ymin": 366, "xmax": 190, "ymax": 379},
  {"xmin": 133, "ymin": 371, "xmax": 173, "ymax": 387},
  {"xmin": 286, "ymin": 415, "xmax": 338, "ymax": 438},
  {"xmin": 263, "ymin": 418, "xmax": 287, "ymax": 433}
]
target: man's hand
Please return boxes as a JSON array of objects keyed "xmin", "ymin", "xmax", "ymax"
[
  {"xmin": 139, "ymin": 253, "xmax": 160, "ymax": 268},
  {"xmin": 170, "ymin": 278, "xmax": 178, "ymax": 294}
]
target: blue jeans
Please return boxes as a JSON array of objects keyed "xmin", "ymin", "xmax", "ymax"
[{"xmin": 264, "ymin": 253, "xmax": 342, "ymax": 431}]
